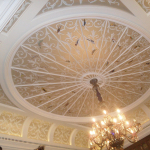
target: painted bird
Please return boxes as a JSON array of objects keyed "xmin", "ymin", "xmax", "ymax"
[
  {"xmin": 42, "ymin": 88, "xmax": 47, "ymax": 92},
  {"xmin": 57, "ymin": 25, "xmax": 61, "ymax": 33},
  {"xmin": 38, "ymin": 40, "xmax": 43, "ymax": 48},
  {"xmin": 92, "ymin": 49, "xmax": 96, "ymax": 55},
  {"xmin": 87, "ymin": 39, "xmax": 95, "ymax": 44},
  {"xmin": 128, "ymin": 60, "xmax": 133, "ymax": 63},
  {"xmin": 112, "ymin": 38, "xmax": 115, "ymax": 43},
  {"xmin": 118, "ymin": 45, "xmax": 121, "ymax": 48},
  {"xmin": 66, "ymin": 60, "xmax": 70, "ymax": 63},
  {"xmin": 130, "ymin": 36, "xmax": 133, "ymax": 39},
  {"xmin": 82, "ymin": 19, "xmax": 86, "ymax": 26},
  {"xmin": 106, "ymin": 61, "xmax": 109, "ymax": 66},
  {"xmin": 75, "ymin": 39, "xmax": 80, "ymax": 46},
  {"xmin": 110, "ymin": 23, "xmax": 117, "ymax": 27},
  {"xmin": 134, "ymin": 45, "xmax": 140, "ymax": 49},
  {"xmin": 109, "ymin": 69, "xmax": 115, "ymax": 73}
]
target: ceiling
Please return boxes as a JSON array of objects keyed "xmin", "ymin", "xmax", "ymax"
[
  {"xmin": 11, "ymin": 18, "xmax": 150, "ymax": 119},
  {"xmin": 0, "ymin": 0, "xmax": 150, "ymax": 149}
]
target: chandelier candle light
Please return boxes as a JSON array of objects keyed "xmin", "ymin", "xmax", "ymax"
[{"xmin": 89, "ymin": 109, "xmax": 142, "ymax": 150}]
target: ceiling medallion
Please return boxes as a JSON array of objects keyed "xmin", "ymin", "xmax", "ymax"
[{"xmin": 89, "ymin": 110, "xmax": 142, "ymax": 150}]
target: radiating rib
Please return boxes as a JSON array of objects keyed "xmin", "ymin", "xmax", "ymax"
[
  {"xmin": 15, "ymin": 81, "xmax": 81, "ymax": 87},
  {"xmin": 108, "ymin": 80, "xmax": 150, "ymax": 83},
  {"xmin": 37, "ymin": 85, "xmax": 83, "ymax": 107},
  {"xmin": 12, "ymin": 66, "xmax": 80, "ymax": 80},
  {"xmin": 102, "ymin": 87, "xmax": 126, "ymax": 105},
  {"xmin": 21, "ymin": 45, "xmax": 82, "ymax": 76},
  {"xmin": 79, "ymin": 19, "xmax": 91, "ymax": 69},
  {"xmin": 95, "ymin": 21, "xmax": 107, "ymax": 72},
  {"xmin": 77, "ymin": 89, "xmax": 90, "ymax": 117},
  {"xmin": 47, "ymin": 27, "xmax": 86, "ymax": 71},
  {"xmin": 105, "ymin": 70, "xmax": 150, "ymax": 78},
  {"xmin": 103, "ymin": 58, "xmax": 150, "ymax": 76},
  {"xmin": 63, "ymin": 88, "xmax": 87, "ymax": 115},
  {"xmin": 25, "ymin": 83, "xmax": 81, "ymax": 99},
  {"xmin": 50, "ymin": 86, "xmax": 85, "ymax": 113},
  {"xmin": 101, "ymin": 35, "xmax": 142, "ymax": 75},
  {"xmin": 105, "ymin": 83, "xmax": 141, "ymax": 95},
  {"xmin": 98, "ymin": 27, "xmax": 127, "ymax": 73},
  {"xmin": 103, "ymin": 45, "xmax": 150, "ymax": 76}
]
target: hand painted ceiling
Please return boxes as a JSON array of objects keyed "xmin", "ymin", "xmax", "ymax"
[{"xmin": 11, "ymin": 18, "xmax": 150, "ymax": 118}]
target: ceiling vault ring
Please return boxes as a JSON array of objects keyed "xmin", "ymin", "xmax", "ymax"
[{"xmin": 3, "ymin": 17, "xmax": 150, "ymax": 122}]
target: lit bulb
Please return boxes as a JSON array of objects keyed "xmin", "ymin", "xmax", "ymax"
[
  {"xmin": 119, "ymin": 115, "xmax": 122, "ymax": 120},
  {"xmin": 103, "ymin": 110, "xmax": 107, "ymax": 114},
  {"xmin": 113, "ymin": 118, "xmax": 117, "ymax": 123},
  {"xmin": 92, "ymin": 118, "xmax": 96, "ymax": 122},
  {"xmin": 117, "ymin": 109, "xmax": 120, "ymax": 113},
  {"xmin": 93, "ymin": 131, "xmax": 95, "ymax": 134},
  {"xmin": 126, "ymin": 121, "xmax": 129, "ymax": 125},
  {"xmin": 131, "ymin": 130, "xmax": 133, "ymax": 133},
  {"xmin": 101, "ymin": 121, "xmax": 105, "ymax": 125},
  {"xmin": 90, "ymin": 131, "xmax": 93, "ymax": 135}
]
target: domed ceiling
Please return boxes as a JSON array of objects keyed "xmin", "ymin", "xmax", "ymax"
[{"xmin": 11, "ymin": 18, "xmax": 150, "ymax": 118}]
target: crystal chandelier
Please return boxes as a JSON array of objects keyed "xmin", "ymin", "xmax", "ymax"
[{"xmin": 89, "ymin": 110, "xmax": 142, "ymax": 150}]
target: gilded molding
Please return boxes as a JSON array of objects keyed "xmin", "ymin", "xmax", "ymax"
[
  {"xmin": 75, "ymin": 130, "xmax": 89, "ymax": 148},
  {"xmin": 28, "ymin": 119, "xmax": 52, "ymax": 141},
  {"xmin": 53, "ymin": 125, "xmax": 74, "ymax": 145},
  {"xmin": 0, "ymin": 111, "xmax": 27, "ymax": 137},
  {"xmin": 2, "ymin": 0, "xmax": 31, "ymax": 33}
]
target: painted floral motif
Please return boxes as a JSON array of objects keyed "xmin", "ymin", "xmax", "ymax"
[
  {"xmin": 75, "ymin": 130, "xmax": 89, "ymax": 148},
  {"xmin": 136, "ymin": 0, "xmax": 150, "ymax": 13},
  {"xmin": 0, "ymin": 111, "xmax": 27, "ymax": 136},
  {"xmin": 2, "ymin": 0, "xmax": 31, "ymax": 33},
  {"xmin": 28, "ymin": 119, "xmax": 52, "ymax": 141},
  {"xmin": 125, "ymin": 108, "xmax": 149, "ymax": 125},
  {"xmin": 53, "ymin": 125, "xmax": 74, "ymax": 145},
  {"xmin": 37, "ymin": 0, "xmax": 122, "ymax": 15},
  {"xmin": 11, "ymin": 18, "xmax": 150, "ymax": 117}
]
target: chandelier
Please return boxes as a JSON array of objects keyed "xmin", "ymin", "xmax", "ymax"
[{"xmin": 89, "ymin": 110, "xmax": 142, "ymax": 150}]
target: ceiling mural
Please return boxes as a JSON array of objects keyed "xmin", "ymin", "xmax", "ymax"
[
  {"xmin": 0, "ymin": 85, "xmax": 17, "ymax": 108},
  {"xmin": 37, "ymin": 0, "xmax": 131, "ymax": 16},
  {"xmin": 11, "ymin": 18, "xmax": 150, "ymax": 118},
  {"xmin": 0, "ymin": 111, "xmax": 27, "ymax": 137},
  {"xmin": 1, "ymin": 0, "xmax": 150, "ymax": 149},
  {"xmin": 136, "ymin": 0, "xmax": 150, "ymax": 13}
]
